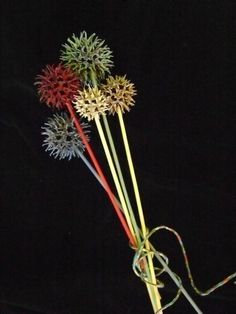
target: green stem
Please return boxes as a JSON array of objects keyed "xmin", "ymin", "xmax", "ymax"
[
  {"xmin": 89, "ymin": 71, "xmax": 160, "ymax": 311},
  {"xmin": 90, "ymin": 70, "xmax": 97, "ymax": 87},
  {"xmin": 102, "ymin": 115, "xmax": 141, "ymax": 243}
]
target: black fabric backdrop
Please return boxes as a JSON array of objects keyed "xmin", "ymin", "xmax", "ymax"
[{"xmin": 0, "ymin": 1, "xmax": 235, "ymax": 313}]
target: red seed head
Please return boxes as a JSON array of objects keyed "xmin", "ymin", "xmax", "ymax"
[{"xmin": 35, "ymin": 63, "xmax": 81, "ymax": 109}]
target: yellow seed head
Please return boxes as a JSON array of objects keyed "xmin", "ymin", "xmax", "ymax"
[
  {"xmin": 73, "ymin": 86, "xmax": 108, "ymax": 121},
  {"xmin": 102, "ymin": 75, "xmax": 137, "ymax": 115}
]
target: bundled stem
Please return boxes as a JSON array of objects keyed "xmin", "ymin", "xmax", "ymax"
[
  {"xmin": 102, "ymin": 115, "xmax": 141, "ymax": 242},
  {"xmin": 117, "ymin": 107, "xmax": 162, "ymax": 313},
  {"xmin": 91, "ymin": 72, "xmax": 162, "ymax": 313},
  {"xmin": 66, "ymin": 101, "xmax": 136, "ymax": 247},
  {"xmin": 95, "ymin": 116, "xmax": 137, "ymax": 241},
  {"xmin": 101, "ymin": 114, "xmax": 163, "ymax": 312}
]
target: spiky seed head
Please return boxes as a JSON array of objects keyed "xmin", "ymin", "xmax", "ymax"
[
  {"xmin": 35, "ymin": 63, "xmax": 81, "ymax": 109},
  {"xmin": 41, "ymin": 112, "xmax": 90, "ymax": 160},
  {"xmin": 60, "ymin": 31, "xmax": 113, "ymax": 84},
  {"xmin": 73, "ymin": 86, "xmax": 108, "ymax": 121},
  {"xmin": 101, "ymin": 75, "xmax": 137, "ymax": 114}
]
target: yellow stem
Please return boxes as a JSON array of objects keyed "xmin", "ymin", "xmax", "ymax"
[
  {"xmin": 90, "ymin": 73, "xmax": 162, "ymax": 311},
  {"xmin": 101, "ymin": 115, "xmax": 141, "ymax": 242},
  {"xmin": 95, "ymin": 115, "xmax": 136, "ymax": 242},
  {"xmin": 101, "ymin": 115, "xmax": 160, "ymax": 312},
  {"xmin": 117, "ymin": 107, "xmax": 162, "ymax": 313}
]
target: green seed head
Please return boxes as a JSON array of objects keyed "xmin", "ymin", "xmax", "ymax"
[{"xmin": 60, "ymin": 31, "xmax": 113, "ymax": 84}]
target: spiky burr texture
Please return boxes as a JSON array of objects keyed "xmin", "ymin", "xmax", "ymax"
[
  {"xmin": 102, "ymin": 75, "xmax": 137, "ymax": 114},
  {"xmin": 35, "ymin": 64, "xmax": 81, "ymax": 109},
  {"xmin": 41, "ymin": 112, "xmax": 90, "ymax": 160},
  {"xmin": 60, "ymin": 31, "xmax": 113, "ymax": 84},
  {"xmin": 73, "ymin": 87, "xmax": 108, "ymax": 121}
]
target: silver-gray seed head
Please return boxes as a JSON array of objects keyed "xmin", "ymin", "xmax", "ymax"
[{"xmin": 41, "ymin": 112, "xmax": 90, "ymax": 160}]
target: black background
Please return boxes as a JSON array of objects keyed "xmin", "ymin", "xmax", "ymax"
[{"xmin": 1, "ymin": 1, "xmax": 235, "ymax": 313}]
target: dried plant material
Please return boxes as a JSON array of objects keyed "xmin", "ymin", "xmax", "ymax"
[
  {"xmin": 102, "ymin": 75, "xmax": 137, "ymax": 114},
  {"xmin": 73, "ymin": 86, "xmax": 108, "ymax": 121},
  {"xmin": 60, "ymin": 31, "xmax": 113, "ymax": 84},
  {"xmin": 35, "ymin": 64, "xmax": 81, "ymax": 109},
  {"xmin": 42, "ymin": 112, "xmax": 90, "ymax": 160}
]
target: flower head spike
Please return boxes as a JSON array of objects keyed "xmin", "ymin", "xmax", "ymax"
[
  {"xmin": 102, "ymin": 75, "xmax": 137, "ymax": 114},
  {"xmin": 60, "ymin": 31, "xmax": 113, "ymax": 84},
  {"xmin": 41, "ymin": 112, "xmax": 90, "ymax": 160},
  {"xmin": 35, "ymin": 64, "xmax": 81, "ymax": 109},
  {"xmin": 73, "ymin": 86, "xmax": 108, "ymax": 121}
]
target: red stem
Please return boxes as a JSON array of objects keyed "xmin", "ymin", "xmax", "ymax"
[{"xmin": 66, "ymin": 102, "xmax": 136, "ymax": 247}]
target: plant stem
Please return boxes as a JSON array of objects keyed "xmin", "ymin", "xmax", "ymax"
[
  {"xmin": 79, "ymin": 143, "xmax": 202, "ymax": 313},
  {"xmin": 95, "ymin": 115, "xmax": 137, "ymax": 241},
  {"xmin": 66, "ymin": 101, "xmax": 136, "ymax": 247},
  {"xmin": 102, "ymin": 115, "xmax": 141, "ymax": 242},
  {"xmin": 117, "ymin": 107, "xmax": 162, "ymax": 313}
]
